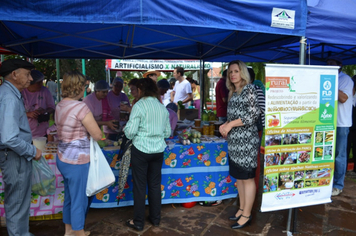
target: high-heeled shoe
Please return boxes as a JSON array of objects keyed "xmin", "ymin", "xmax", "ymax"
[
  {"xmin": 231, "ymin": 215, "xmax": 252, "ymax": 229},
  {"xmin": 229, "ymin": 208, "xmax": 243, "ymax": 221}
]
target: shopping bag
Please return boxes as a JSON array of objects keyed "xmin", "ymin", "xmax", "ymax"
[
  {"xmin": 31, "ymin": 157, "xmax": 56, "ymax": 196},
  {"xmin": 117, "ymin": 141, "xmax": 132, "ymax": 205},
  {"xmin": 86, "ymin": 137, "xmax": 115, "ymax": 197}
]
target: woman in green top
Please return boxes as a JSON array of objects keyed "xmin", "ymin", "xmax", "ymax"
[{"xmin": 124, "ymin": 78, "xmax": 171, "ymax": 231}]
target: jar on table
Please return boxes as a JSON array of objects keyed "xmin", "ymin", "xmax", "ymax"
[
  {"xmin": 209, "ymin": 123, "xmax": 215, "ymax": 135},
  {"xmin": 203, "ymin": 124, "xmax": 209, "ymax": 135}
]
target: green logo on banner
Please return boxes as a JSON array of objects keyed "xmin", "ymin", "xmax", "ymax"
[{"xmin": 319, "ymin": 75, "xmax": 335, "ymax": 123}]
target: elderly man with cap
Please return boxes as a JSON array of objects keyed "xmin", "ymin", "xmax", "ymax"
[
  {"xmin": 83, "ymin": 80, "xmax": 118, "ymax": 134},
  {"xmin": 327, "ymin": 56, "xmax": 354, "ymax": 196},
  {"xmin": 157, "ymin": 79, "xmax": 178, "ymax": 137},
  {"xmin": 22, "ymin": 70, "xmax": 55, "ymax": 138},
  {"xmin": 0, "ymin": 59, "xmax": 42, "ymax": 236},
  {"xmin": 104, "ymin": 77, "xmax": 130, "ymax": 140},
  {"xmin": 143, "ymin": 70, "xmax": 161, "ymax": 82}
]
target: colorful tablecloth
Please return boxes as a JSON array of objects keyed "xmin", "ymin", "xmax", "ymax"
[
  {"xmin": 0, "ymin": 153, "xmax": 64, "ymax": 218},
  {"xmin": 91, "ymin": 141, "xmax": 237, "ymax": 208},
  {"xmin": 0, "ymin": 141, "xmax": 237, "ymax": 217}
]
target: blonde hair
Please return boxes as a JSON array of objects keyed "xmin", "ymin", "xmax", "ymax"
[
  {"xmin": 226, "ymin": 60, "xmax": 250, "ymax": 100},
  {"xmin": 61, "ymin": 71, "xmax": 86, "ymax": 98}
]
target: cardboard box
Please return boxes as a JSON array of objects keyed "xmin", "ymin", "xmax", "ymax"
[{"xmin": 178, "ymin": 109, "xmax": 199, "ymax": 121}]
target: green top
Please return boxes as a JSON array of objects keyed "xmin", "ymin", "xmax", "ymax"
[{"xmin": 124, "ymin": 96, "xmax": 171, "ymax": 154}]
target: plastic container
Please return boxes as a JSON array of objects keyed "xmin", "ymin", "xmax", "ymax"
[
  {"xmin": 33, "ymin": 137, "xmax": 47, "ymax": 151},
  {"xmin": 181, "ymin": 202, "xmax": 196, "ymax": 208}
]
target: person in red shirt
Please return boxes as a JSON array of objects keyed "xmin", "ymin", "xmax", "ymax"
[{"xmin": 215, "ymin": 69, "xmax": 229, "ymax": 122}]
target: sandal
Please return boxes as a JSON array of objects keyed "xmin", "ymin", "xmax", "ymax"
[{"xmin": 64, "ymin": 230, "xmax": 90, "ymax": 236}]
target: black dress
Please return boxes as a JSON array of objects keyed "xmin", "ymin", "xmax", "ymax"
[{"xmin": 227, "ymin": 84, "xmax": 260, "ymax": 180}]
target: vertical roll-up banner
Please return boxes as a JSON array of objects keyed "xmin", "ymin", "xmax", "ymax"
[{"xmin": 261, "ymin": 64, "xmax": 338, "ymax": 212}]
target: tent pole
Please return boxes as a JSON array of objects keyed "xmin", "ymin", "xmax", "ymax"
[
  {"xmin": 107, "ymin": 69, "xmax": 111, "ymax": 84},
  {"xmin": 56, "ymin": 59, "xmax": 61, "ymax": 102},
  {"xmin": 299, "ymin": 36, "xmax": 306, "ymax": 65},
  {"xmin": 286, "ymin": 36, "xmax": 307, "ymax": 234},
  {"xmin": 286, "ymin": 208, "xmax": 293, "ymax": 232},
  {"xmin": 82, "ymin": 59, "xmax": 86, "ymax": 75},
  {"xmin": 289, "ymin": 36, "xmax": 307, "ymax": 234},
  {"xmin": 199, "ymin": 59, "xmax": 204, "ymax": 117},
  {"xmin": 0, "ymin": 55, "xmax": 3, "ymax": 85}
]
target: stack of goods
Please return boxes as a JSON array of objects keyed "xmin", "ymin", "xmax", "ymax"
[
  {"xmin": 43, "ymin": 142, "xmax": 57, "ymax": 153},
  {"xmin": 201, "ymin": 110, "xmax": 216, "ymax": 122},
  {"xmin": 43, "ymin": 142, "xmax": 58, "ymax": 160},
  {"xmin": 178, "ymin": 128, "xmax": 202, "ymax": 145}
]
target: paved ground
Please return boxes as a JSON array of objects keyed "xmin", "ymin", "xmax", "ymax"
[{"xmin": 1, "ymin": 173, "xmax": 356, "ymax": 235}]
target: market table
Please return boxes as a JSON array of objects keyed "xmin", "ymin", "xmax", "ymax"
[
  {"xmin": 91, "ymin": 140, "xmax": 237, "ymax": 208},
  {"xmin": 0, "ymin": 140, "xmax": 237, "ymax": 218},
  {"xmin": 0, "ymin": 153, "xmax": 64, "ymax": 219}
]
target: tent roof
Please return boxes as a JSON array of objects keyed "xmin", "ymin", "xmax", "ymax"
[
  {"xmin": 0, "ymin": 0, "xmax": 307, "ymax": 59},
  {"xmin": 306, "ymin": 0, "xmax": 356, "ymax": 45},
  {"xmin": 210, "ymin": 0, "xmax": 356, "ymax": 65}
]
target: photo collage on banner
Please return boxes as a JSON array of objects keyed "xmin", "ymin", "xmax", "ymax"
[{"xmin": 261, "ymin": 64, "xmax": 338, "ymax": 212}]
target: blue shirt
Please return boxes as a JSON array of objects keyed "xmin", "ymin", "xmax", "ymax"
[
  {"xmin": 124, "ymin": 96, "xmax": 171, "ymax": 154},
  {"xmin": 0, "ymin": 80, "xmax": 36, "ymax": 161}
]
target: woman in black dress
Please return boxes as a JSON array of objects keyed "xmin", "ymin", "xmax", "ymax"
[{"xmin": 219, "ymin": 60, "xmax": 260, "ymax": 229}]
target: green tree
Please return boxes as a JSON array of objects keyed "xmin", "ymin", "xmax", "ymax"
[
  {"xmin": 246, "ymin": 62, "xmax": 265, "ymax": 83},
  {"xmin": 343, "ymin": 65, "xmax": 356, "ymax": 77},
  {"xmin": 33, "ymin": 59, "xmax": 56, "ymax": 81},
  {"xmin": 85, "ymin": 59, "xmax": 106, "ymax": 83}
]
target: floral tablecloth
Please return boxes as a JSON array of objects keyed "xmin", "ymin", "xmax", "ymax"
[
  {"xmin": 0, "ymin": 140, "xmax": 237, "ymax": 217},
  {"xmin": 91, "ymin": 140, "xmax": 237, "ymax": 208}
]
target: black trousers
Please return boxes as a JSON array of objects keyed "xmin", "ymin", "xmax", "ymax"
[
  {"xmin": 347, "ymin": 128, "xmax": 356, "ymax": 171},
  {"xmin": 131, "ymin": 145, "xmax": 163, "ymax": 227}
]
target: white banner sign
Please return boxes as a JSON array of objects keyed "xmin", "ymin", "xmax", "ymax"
[
  {"xmin": 106, "ymin": 59, "xmax": 211, "ymax": 71},
  {"xmin": 261, "ymin": 64, "xmax": 338, "ymax": 212}
]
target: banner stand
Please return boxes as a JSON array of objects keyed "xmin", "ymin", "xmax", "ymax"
[
  {"xmin": 283, "ymin": 36, "xmax": 306, "ymax": 235},
  {"xmin": 262, "ymin": 37, "xmax": 336, "ymax": 235}
]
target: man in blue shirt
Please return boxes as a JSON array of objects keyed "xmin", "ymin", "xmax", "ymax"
[{"xmin": 0, "ymin": 59, "xmax": 42, "ymax": 236}]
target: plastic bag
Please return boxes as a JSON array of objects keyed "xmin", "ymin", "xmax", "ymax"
[
  {"xmin": 31, "ymin": 157, "xmax": 56, "ymax": 196},
  {"xmin": 86, "ymin": 137, "xmax": 115, "ymax": 197}
]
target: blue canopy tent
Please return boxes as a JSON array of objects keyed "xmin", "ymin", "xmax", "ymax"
[
  {"xmin": 211, "ymin": 0, "xmax": 356, "ymax": 65},
  {"xmin": 0, "ymin": 0, "xmax": 307, "ymax": 60},
  {"xmin": 0, "ymin": 2, "xmax": 308, "ymax": 233},
  {"xmin": 274, "ymin": 0, "xmax": 356, "ymax": 65}
]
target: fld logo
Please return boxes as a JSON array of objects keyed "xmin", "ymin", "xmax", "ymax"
[
  {"xmin": 319, "ymin": 75, "xmax": 335, "ymax": 123},
  {"xmin": 274, "ymin": 192, "xmax": 295, "ymax": 200}
]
